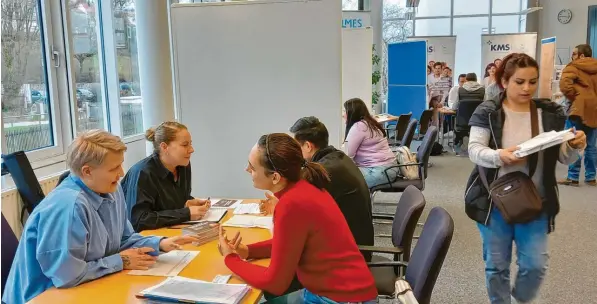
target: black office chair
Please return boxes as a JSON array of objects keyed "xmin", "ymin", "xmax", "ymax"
[
  {"xmin": 366, "ymin": 207, "xmax": 455, "ymax": 303},
  {"xmin": 1, "ymin": 151, "xmax": 45, "ymax": 224},
  {"xmin": 399, "ymin": 119, "xmax": 418, "ymax": 149},
  {"xmin": 360, "ymin": 186, "xmax": 426, "ymax": 267},
  {"xmin": 454, "ymin": 99, "xmax": 483, "ymax": 147},
  {"xmin": 387, "ymin": 113, "xmax": 412, "ymax": 146},
  {"xmin": 1, "ymin": 214, "xmax": 19, "ymax": 296},
  {"xmin": 57, "ymin": 171, "xmax": 71, "ymax": 186},
  {"xmin": 415, "ymin": 110, "xmax": 433, "ymax": 140},
  {"xmin": 370, "ymin": 127, "xmax": 438, "ymax": 201}
]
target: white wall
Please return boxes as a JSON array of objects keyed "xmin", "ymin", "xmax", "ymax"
[{"xmin": 538, "ymin": 0, "xmax": 593, "ymax": 62}]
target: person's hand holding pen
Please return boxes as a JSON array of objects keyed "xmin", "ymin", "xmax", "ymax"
[
  {"xmin": 568, "ymin": 127, "xmax": 587, "ymax": 150},
  {"xmin": 186, "ymin": 197, "xmax": 211, "ymax": 220}
]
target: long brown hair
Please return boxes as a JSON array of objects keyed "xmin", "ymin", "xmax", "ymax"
[
  {"xmin": 257, "ymin": 133, "xmax": 330, "ymax": 189},
  {"xmin": 495, "ymin": 53, "xmax": 539, "ymax": 90},
  {"xmin": 344, "ymin": 98, "xmax": 385, "ymax": 140}
]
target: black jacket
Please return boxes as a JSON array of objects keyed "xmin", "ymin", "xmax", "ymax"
[
  {"xmin": 464, "ymin": 96, "xmax": 567, "ymax": 232},
  {"xmin": 121, "ymin": 153, "xmax": 193, "ymax": 231},
  {"xmin": 312, "ymin": 146, "xmax": 374, "ymax": 260}
]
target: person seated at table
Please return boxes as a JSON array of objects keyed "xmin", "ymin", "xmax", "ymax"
[
  {"xmin": 344, "ymin": 98, "xmax": 398, "ymax": 188},
  {"xmin": 289, "ymin": 116, "xmax": 374, "ymax": 260},
  {"xmin": 121, "ymin": 121, "xmax": 210, "ymax": 231},
  {"xmin": 2, "ymin": 130, "xmax": 199, "ymax": 304},
  {"xmin": 451, "ymin": 73, "xmax": 485, "ymax": 111},
  {"xmin": 218, "ymin": 133, "xmax": 377, "ymax": 304}
]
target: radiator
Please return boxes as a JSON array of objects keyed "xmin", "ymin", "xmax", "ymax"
[{"xmin": 1, "ymin": 172, "xmax": 63, "ymax": 239}]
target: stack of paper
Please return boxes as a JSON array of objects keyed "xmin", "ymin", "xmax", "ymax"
[
  {"xmin": 514, "ymin": 129, "xmax": 575, "ymax": 157},
  {"xmin": 182, "ymin": 222, "xmax": 219, "ymax": 246},
  {"xmin": 128, "ymin": 250, "xmax": 199, "ymax": 277},
  {"xmin": 184, "ymin": 209, "xmax": 228, "ymax": 224},
  {"xmin": 211, "ymin": 199, "xmax": 242, "ymax": 209},
  {"xmin": 222, "ymin": 215, "xmax": 273, "ymax": 230},
  {"xmin": 233, "ymin": 203, "xmax": 261, "ymax": 215},
  {"xmin": 137, "ymin": 276, "xmax": 250, "ymax": 304}
]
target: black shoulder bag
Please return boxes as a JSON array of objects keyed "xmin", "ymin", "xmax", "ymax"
[{"xmin": 478, "ymin": 101, "xmax": 543, "ymax": 224}]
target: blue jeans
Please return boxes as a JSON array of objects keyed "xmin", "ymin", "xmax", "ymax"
[
  {"xmin": 566, "ymin": 120, "xmax": 597, "ymax": 181},
  {"xmin": 358, "ymin": 164, "xmax": 399, "ymax": 188},
  {"xmin": 271, "ymin": 289, "xmax": 377, "ymax": 304},
  {"xmin": 477, "ymin": 209, "xmax": 549, "ymax": 304}
]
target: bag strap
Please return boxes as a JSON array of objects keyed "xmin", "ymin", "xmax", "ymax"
[
  {"xmin": 477, "ymin": 100, "xmax": 539, "ymax": 191},
  {"xmin": 528, "ymin": 101, "xmax": 539, "ymax": 178}
]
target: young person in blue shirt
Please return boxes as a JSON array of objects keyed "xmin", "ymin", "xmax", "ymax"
[{"xmin": 2, "ymin": 130, "xmax": 199, "ymax": 304}]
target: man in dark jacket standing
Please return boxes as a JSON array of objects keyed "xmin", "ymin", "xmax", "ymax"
[{"xmin": 290, "ymin": 116, "xmax": 374, "ymax": 260}]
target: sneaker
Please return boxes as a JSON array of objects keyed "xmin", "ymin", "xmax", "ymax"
[
  {"xmin": 557, "ymin": 178, "xmax": 579, "ymax": 187},
  {"xmin": 586, "ymin": 180, "xmax": 597, "ymax": 186}
]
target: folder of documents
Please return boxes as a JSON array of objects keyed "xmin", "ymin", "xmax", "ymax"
[
  {"xmin": 222, "ymin": 215, "xmax": 273, "ymax": 230},
  {"xmin": 128, "ymin": 251, "xmax": 199, "ymax": 277},
  {"xmin": 137, "ymin": 276, "xmax": 250, "ymax": 304},
  {"xmin": 513, "ymin": 129, "xmax": 575, "ymax": 158}
]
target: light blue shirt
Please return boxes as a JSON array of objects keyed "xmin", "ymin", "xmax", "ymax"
[{"xmin": 2, "ymin": 175, "xmax": 162, "ymax": 304}]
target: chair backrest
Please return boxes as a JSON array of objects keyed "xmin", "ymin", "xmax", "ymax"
[
  {"xmin": 395, "ymin": 113, "xmax": 412, "ymax": 141},
  {"xmin": 57, "ymin": 171, "xmax": 71, "ymax": 186},
  {"xmin": 1, "ymin": 214, "xmax": 19, "ymax": 296},
  {"xmin": 401, "ymin": 119, "xmax": 418, "ymax": 149},
  {"xmin": 416, "ymin": 126, "xmax": 438, "ymax": 180},
  {"xmin": 405, "ymin": 207, "xmax": 454, "ymax": 304},
  {"xmin": 418, "ymin": 110, "xmax": 433, "ymax": 136},
  {"xmin": 391, "ymin": 185, "xmax": 426, "ymax": 262},
  {"xmin": 455, "ymin": 99, "xmax": 483, "ymax": 131},
  {"xmin": 1, "ymin": 151, "xmax": 45, "ymax": 215}
]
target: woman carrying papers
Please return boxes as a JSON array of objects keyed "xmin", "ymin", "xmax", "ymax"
[
  {"xmin": 121, "ymin": 121, "xmax": 211, "ymax": 231},
  {"xmin": 464, "ymin": 53, "xmax": 587, "ymax": 304},
  {"xmin": 218, "ymin": 133, "xmax": 377, "ymax": 304}
]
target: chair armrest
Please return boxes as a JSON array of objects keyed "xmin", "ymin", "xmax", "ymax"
[
  {"xmin": 358, "ymin": 245, "xmax": 403, "ymax": 255},
  {"xmin": 372, "ymin": 212, "xmax": 394, "ymax": 220},
  {"xmin": 367, "ymin": 261, "xmax": 409, "ymax": 268},
  {"xmin": 392, "ymin": 163, "xmax": 423, "ymax": 168}
]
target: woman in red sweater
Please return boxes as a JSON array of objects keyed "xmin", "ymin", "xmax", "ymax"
[{"xmin": 218, "ymin": 133, "xmax": 377, "ymax": 303}]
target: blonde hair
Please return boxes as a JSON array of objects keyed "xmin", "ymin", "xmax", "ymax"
[
  {"xmin": 67, "ymin": 129, "xmax": 127, "ymax": 176},
  {"xmin": 145, "ymin": 121, "xmax": 188, "ymax": 152}
]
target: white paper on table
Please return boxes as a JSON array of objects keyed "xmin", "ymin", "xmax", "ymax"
[
  {"xmin": 183, "ymin": 209, "xmax": 227, "ymax": 224},
  {"xmin": 128, "ymin": 250, "xmax": 199, "ymax": 277},
  {"xmin": 233, "ymin": 203, "xmax": 261, "ymax": 215},
  {"xmin": 210, "ymin": 199, "xmax": 243, "ymax": 209},
  {"xmin": 514, "ymin": 130, "xmax": 575, "ymax": 157},
  {"xmin": 222, "ymin": 215, "xmax": 273, "ymax": 230},
  {"xmin": 139, "ymin": 276, "xmax": 250, "ymax": 304}
]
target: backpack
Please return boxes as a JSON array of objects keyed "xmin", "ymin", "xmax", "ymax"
[
  {"xmin": 430, "ymin": 142, "xmax": 444, "ymax": 156},
  {"xmin": 395, "ymin": 146, "xmax": 418, "ymax": 180}
]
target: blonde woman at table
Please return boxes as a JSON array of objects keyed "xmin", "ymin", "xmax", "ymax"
[
  {"xmin": 121, "ymin": 121, "xmax": 211, "ymax": 232},
  {"xmin": 344, "ymin": 98, "xmax": 398, "ymax": 188},
  {"xmin": 218, "ymin": 133, "xmax": 377, "ymax": 304},
  {"xmin": 2, "ymin": 130, "xmax": 199, "ymax": 304}
]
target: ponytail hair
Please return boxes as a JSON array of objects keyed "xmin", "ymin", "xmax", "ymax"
[
  {"xmin": 257, "ymin": 133, "xmax": 330, "ymax": 189},
  {"xmin": 301, "ymin": 161, "xmax": 330, "ymax": 190}
]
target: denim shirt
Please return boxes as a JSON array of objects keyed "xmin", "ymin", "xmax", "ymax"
[{"xmin": 2, "ymin": 175, "xmax": 162, "ymax": 304}]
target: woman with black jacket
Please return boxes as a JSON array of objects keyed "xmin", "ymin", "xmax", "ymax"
[{"xmin": 464, "ymin": 53, "xmax": 587, "ymax": 304}]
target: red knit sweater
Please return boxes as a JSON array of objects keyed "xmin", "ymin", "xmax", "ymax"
[{"xmin": 224, "ymin": 180, "xmax": 377, "ymax": 302}]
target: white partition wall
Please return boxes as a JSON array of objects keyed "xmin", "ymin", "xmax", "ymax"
[
  {"xmin": 171, "ymin": 0, "xmax": 342, "ymax": 198},
  {"xmin": 341, "ymin": 27, "xmax": 372, "ymax": 139}
]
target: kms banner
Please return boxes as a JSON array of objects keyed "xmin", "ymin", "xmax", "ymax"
[{"xmin": 481, "ymin": 33, "xmax": 537, "ymax": 86}]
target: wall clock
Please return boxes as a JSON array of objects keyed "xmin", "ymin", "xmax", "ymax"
[{"xmin": 557, "ymin": 9, "xmax": 572, "ymax": 24}]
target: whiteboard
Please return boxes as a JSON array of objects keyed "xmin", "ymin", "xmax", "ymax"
[
  {"xmin": 171, "ymin": 0, "xmax": 342, "ymax": 198},
  {"xmin": 341, "ymin": 27, "xmax": 372, "ymax": 140}
]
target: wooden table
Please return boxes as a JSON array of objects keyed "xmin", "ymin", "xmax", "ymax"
[{"xmin": 30, "ymin": 200, "xmax": 271, "ymax": 304}]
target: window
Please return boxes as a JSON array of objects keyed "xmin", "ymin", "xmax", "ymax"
[
  {"xmin": 68, "ymin": 0, "xmax": 107, "ymax": 132},
  {"xmin": 491, "ymin": 15, "xmax": 521, "ymax": 34},
  {"xmin": 454, "ymin": 0, "xmax": 489, "ymax": 15},
  {"xmin": 383, "ymin": 19, "xmax": 413, "ymax": 44},
  {"xmin": 453, "ymin": 17, "xmax": 489, "ymax": 78},
  {"xmin": 414, "ymin": 0, "xmax": 451, "ymax": 18},
  {"xmin": 1, "ymin": 0, "xmax": 55, "ymax": 154},
  {"xmin": 492, "ymin": 0, "xmax": 524, "ymax": 14},
  {"xmin": 414, "ymin": 18, "xmax": 451, "ymax": 36},
  {"xmin": 342, "ymin": 0, "xmax": 359, "ymax": 10},
  {"xmin": 113, "ymin": 0, "xmax": 144, "ymax": 137}
]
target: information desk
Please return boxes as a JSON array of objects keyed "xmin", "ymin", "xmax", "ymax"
[{"xmin": 30, "ymin": 200, "xmax": 271, "ymax": 304}]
